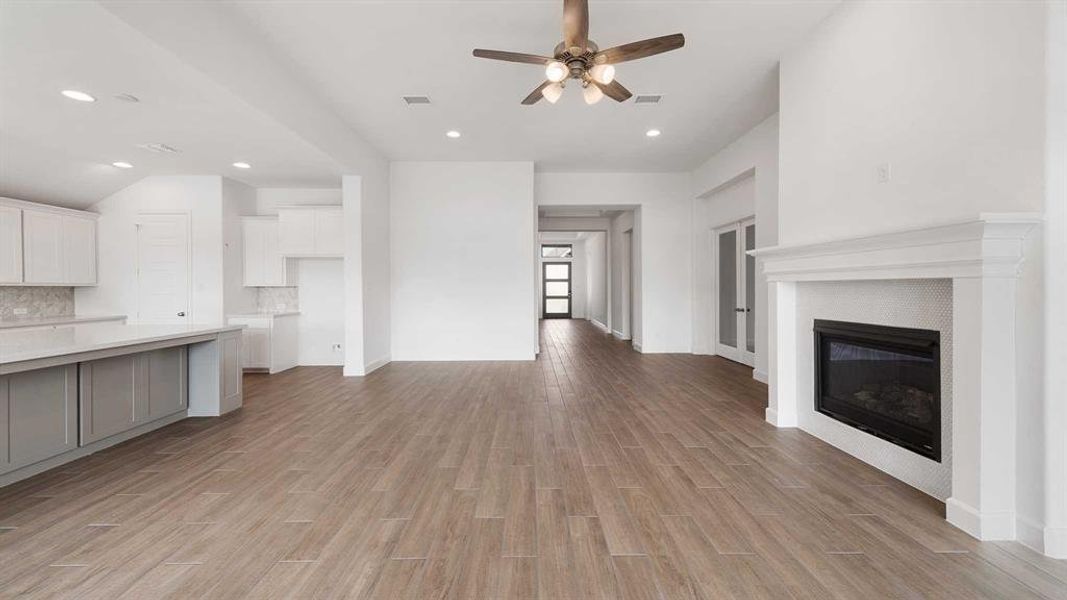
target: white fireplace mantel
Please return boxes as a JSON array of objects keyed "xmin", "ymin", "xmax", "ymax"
[{"xmin": 751, "ymin": 213, "xmax": 1041, "ymax": 545}]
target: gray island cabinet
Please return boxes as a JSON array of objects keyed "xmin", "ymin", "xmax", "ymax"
[{"xmin": 0, "ymin": 324, "xmax": 243, "ymax": 486}]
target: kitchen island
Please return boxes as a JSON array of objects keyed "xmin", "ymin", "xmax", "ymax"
[{"xmin": 0, "ymin": 322, "xmax": 244, "ymax": 486}]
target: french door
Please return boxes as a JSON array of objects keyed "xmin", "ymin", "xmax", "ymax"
[
  {"xmin": 715, "ymin": 218, "xmax": 756, "ymax": 366},
  {"xmin": 542, "ymin": 262, "xmax": 572, "ymax": 319}
]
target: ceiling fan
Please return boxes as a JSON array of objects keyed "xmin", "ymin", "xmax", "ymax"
[{"xmin": 473, "ymin": 0, "xmax": 684, "ymax": 105}]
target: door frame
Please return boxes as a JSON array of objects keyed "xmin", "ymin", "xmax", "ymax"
[
  {"xmin": 542, "ymin": 261, "xmax": 572, "ymax": 319},
  {"xmin": 713, "ymin": 217, "xmax": 756, "ymax": 367},
  {"xmin": 136, "ymin": 213, "xmax": 192, "ymax": 323}
]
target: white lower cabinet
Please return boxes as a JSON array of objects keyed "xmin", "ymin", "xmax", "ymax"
[{"xmin": 227, "ymin": 313, "xmax": 298, "ymax": 374}]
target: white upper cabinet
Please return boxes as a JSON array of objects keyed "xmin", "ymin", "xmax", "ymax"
[
  {"xmin": 0, "ymin": 205, "xmax": 22, "ymax": 284},
  {"xmin": 23, "ymin": 211, "xmax": 65, "ymax": 284},
  {"xmin": 63, "ymin": 216, "xmax": 97, "ymax": 285},
  {"xmin": 277, "ymin": 206, "xmax": 343, "ymax": 257},
  {"xmin": 243, "ymin": 217, "xmax": 296, "ymax": 287},
  {"xmin": 1, "ymin": 198, "xmax": 97, "ymax": 286}
]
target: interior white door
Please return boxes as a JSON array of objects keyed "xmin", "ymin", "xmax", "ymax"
[
  {"xmin": 715, "ymin": 219, "xmax": 756, "ymax": 367},
  {"xmin": 136, "ymin": 214, "xmax": 191, "ymax": 323}
]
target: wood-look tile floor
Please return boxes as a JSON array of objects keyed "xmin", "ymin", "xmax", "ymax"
[{"xmin": 2, "ymin": 320, "xmax": 1065, "ymax": 599}]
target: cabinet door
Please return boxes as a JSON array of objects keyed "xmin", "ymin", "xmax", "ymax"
[
  {"xmin": 146, "ymin": 346, "xmax": 187, "ymax": 420},
  {"xmin": 242, "ymin": 219, "xmax": 266, "ymax": 286},
  {"xmin": 278, "ymin": 209, "xmax": 316, "ymax": 256},
  {"xmin": 63, "ymin": 216, "xmax": 97, "ymax": 285},
  {"xmin": 240, "ymin": 326, "xmax": 271, "ymax": 369},
  {"xmin": 0, "ymin": 206, "xmax": 22, "ymax": 284},
  {"xmin": 313, "ymin": 208, "xmax": 344, "ymax": 256},
  {"xmin": 220, "ymin": 331, "xmax": 243, "ymax": 414},
  {"xmin": 80, "ymin": 354, "xmax": 140, "ymax": 445},
  {"xmin": 0, "ymin": 365, "xmax": 78, "ymax": 476},
  {"xmin": 23, "ymin": 210, "xmax": 64, "ymax": 283},
  {"xmin": 270, "ymin": 316, "xmax": 299, "ymax": 373}
]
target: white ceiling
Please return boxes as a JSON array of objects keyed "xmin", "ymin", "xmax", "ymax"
[
  {"xmin": 0, "ymin": 0, "xmax": 840, "ymax": 209},
  {"xmin": 233, "ymin": 0, "xmax": 838, "ymax": 171},
  {"xmin": 0, "ymin": 1, "xmax": 344, "ymax": 208}
]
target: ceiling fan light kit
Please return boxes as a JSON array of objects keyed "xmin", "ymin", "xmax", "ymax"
[{"xmin": 473, "ymin": 0, "xmax": 684, "ymax": 105}]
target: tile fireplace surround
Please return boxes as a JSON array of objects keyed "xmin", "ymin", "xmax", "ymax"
[{"xmin": 751, "ymin": 214, "xmax": 1047, "ymax": 550}]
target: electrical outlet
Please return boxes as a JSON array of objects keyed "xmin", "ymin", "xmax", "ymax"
[
  {"xmin": 13, "ymin": 307, "xmax": 28, "ymax": 315},
  {"xmin": 877, "ymin": 162, "xmax": 892, "ymax": 183}
]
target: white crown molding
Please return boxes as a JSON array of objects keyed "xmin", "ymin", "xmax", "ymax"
[
  {"xmin": 0, "ymin": 196, "xmax": 99, "ymax": 219},
  {"xmin": 750, "ymin": 213, "xmax": 1041, "ymax": 282}
]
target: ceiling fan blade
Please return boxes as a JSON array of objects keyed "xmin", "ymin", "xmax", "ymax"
[
  {"xmin": 473, "ymin": 49, "xmax": 554, "ymax": 65},
  {"xmin": 594, "ymin": 79, "xmax": 632, "ymax": 102},
  {"xmin": 562, "ymin": 0, "xmax": 589, "ymax": 53},
  {"xmin": 522, "ymin": 81, "xmax": 552, "ymax": 105},
  {"xmin": 594, "ymin": 33, "xmax": 685, "ymax": 64}
]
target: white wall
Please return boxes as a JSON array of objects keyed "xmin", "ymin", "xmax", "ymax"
[
  {"xmin": 691, "ymin": 114, "xmax": 779, "ymax": 381},
  {"xmin": 76, "ymin": 176, "xmax": 228, "ymax": 323},
  {"xmin": 610, "ymin": 212, "xmax": 636, "ymax": 341},
  {"xmin": 779, "ymin": 1, "xmax": 1046, "ymax": 246},
  {"xmin": 536, "ymin": 173, "xmax": 692, "ymax": 353},
  {"xmin": 585, "ymin": 231, "xmax": 608, "ymax": 329},
  {"xmin": 222, "ymin": 178, "xmax": 258, "ymax": 318},
  {"xmin": 390, "ymin": 162, "xmax": 536, "ymax": 361},
  {"xmin": 297, "ymin": 258, "xmax": 345, "ymax": 365},
  {"xmin": 777, "ymin": 0, "xmax": 1056, "ymax": 554}
]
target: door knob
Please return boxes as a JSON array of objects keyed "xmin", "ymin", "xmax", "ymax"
[
  {"xmin": 177, "ymin": 312, "xmax": 186, "ymax": 317},
  {"xmin": 734, "ymin": 308, "xmax": 745, "ymax": 313}
]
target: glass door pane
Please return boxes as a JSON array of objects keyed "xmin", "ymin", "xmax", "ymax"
[
  {"xmin": 717, "ymin": 229, "xmax": 737, "ymax": 347},
  {"xmin": 744, "ymin": 223, "xmax": 756, "ymax": 354},
  {"xmin": 543, "ymin": 262, "xmax": 572, "ymax": 319}
]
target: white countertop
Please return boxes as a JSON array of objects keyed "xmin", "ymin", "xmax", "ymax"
[
  {"xmin": 0, "ymin": 322, "xmax": 244, "ymax": 365},
  {"xmin": 227, "ymin": 312, "xmax": 301, "ymax": 318},
  {"xmin": 0, "ymin": 314, "xmax": 126, "ymax": 330}
]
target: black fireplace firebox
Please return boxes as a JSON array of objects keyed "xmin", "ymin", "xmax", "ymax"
[{"xmin": 814, "ymin": 320, "xmax": 941, "ymax": 461}]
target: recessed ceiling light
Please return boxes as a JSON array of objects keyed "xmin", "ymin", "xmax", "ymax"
[
  {"xmin": 61, "ymin": 90, "xmax": 95, "ymax": 102},
  {"xmin": 111, "ymin": 161, "xmax": 133, "ymax": 169},
  {"xmin": 446, "ymin": 130, "xmax": 461, "ymax": 139},
  {"xmin": 646, "ymin": 128, "xmax": 662, "ymax": 137},
  {"xmin": 232, "ymin": 162, "xmax": 251, "ymax": 169}
]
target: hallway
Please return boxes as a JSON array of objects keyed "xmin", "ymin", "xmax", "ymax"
[{"xmin": 0, "ymin": 319, "xmax": 1064, "ymax": 598}]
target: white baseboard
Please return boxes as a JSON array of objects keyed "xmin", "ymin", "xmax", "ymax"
[
  {"xmin": 632, "ymin": 342, "xmax": 643, "ymax": 352},
  {"xmin": 1016, "ymin": 515, "xmax": 1046, "ymax": 554},
  {"xmin": 1044, "ymin": 526, "xmax": 1067, "ymax": 559},
  {"xmin": 752, "ymin": 369, "xmax": 768, "ymax": 384},
  {"xmin": 591, "ymin": 319, "xmax": 610, "ymax": 334},
  {"xmin": 611, "ymin": 329, "xmax": 631, "ymax": 340},
  {"xmin": 363, "ymin": 355, "xmax": 391, "ymax": 375},
  {"xmin": 765, "ymin": 407, "xmax": 797, "ymax": 428},
  {"xmin": 946, "ymin": 497, "xmax": 1015, "ymax": 540}
]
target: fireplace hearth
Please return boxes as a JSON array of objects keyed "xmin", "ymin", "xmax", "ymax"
[{"xmin": 814, "ymin": 320, "xmax": 941, "ymax": 461}]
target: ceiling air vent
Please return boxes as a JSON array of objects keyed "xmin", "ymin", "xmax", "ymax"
[
  {"xmin": 403, "ymin": 95, "xmax": 432, "ymax": 106},
  {"xmin": 137, "ymin": 143, "xmax": 180, "ymax": 154},
  {"xmin": 634, "ymin": 94, "xmax": 662, "ymax": 105}
]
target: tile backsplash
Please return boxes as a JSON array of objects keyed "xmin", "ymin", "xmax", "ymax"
[
  {"xmin": 256, "ymin": 287, "xmax": 300, "ymax": 313},
  {"xmin": 0, "ymin": 287, "xmax": 75, "ymax": 320}
]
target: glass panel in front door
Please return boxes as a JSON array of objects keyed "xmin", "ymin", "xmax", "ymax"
[{"xmin": 718, "ymin": 230, "xmax": 737, "ymax": 346}]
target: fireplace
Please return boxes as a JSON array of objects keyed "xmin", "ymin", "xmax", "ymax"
[{"xmin": 814, "ymin": 320, "xmax": 941, "ymax": 461}]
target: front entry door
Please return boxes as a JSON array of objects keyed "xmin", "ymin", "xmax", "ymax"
[
  {"xmin": 715, "ymin": 219, "xmax": 756, "ymax": 366},
  {"xmin": 543, "ymin": 262, "xmax": 572, "ymax": 319}
]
